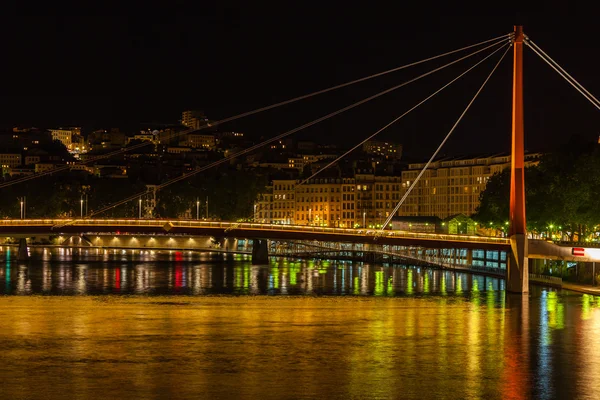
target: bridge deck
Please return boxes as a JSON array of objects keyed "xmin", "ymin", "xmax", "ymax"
[
  {"xmin": 0, "ymin": 219, "xmax": 598, "ymax": 261},
  {"xmin": 0, "ymin": 218, "xmax": 510, "ymax": 250}
]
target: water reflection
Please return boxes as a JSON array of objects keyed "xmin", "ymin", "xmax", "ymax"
[
  {"xmin": 1, "ymin": 259, "xmax": 508, "ymax": 297},
  {"xmin": 1, "ymin": 247, "xmax": 600, "ymax": 399}
]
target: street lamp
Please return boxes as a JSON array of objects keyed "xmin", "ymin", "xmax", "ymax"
[
  {"xmin": 253, "ymin": 203, "xmax": 257, "ymax": 222},
  {"xmin": 363, "ymin": 211, "xmax": 366, "ymax": 228},
  {"xmin": 19, "ymin": 198, "xmax": 24, "ymax": 219},
  {"xmin": 80, "ymin": 197, "xmax": 84, "ymax": 218},
  {"xmin": 139, "ymin": 198, "xmax": 142, "ymax": 219},
  {"xmin": 196, "ymin": 198, "xmax": 200, "ymax": 220}
]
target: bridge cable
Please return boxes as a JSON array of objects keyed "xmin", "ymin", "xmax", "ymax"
[
  {"xmin": 249, "ymin": 41, "xmax": 511, "ymax": 227},
  {"xmin": 54, "ymin": 38, "xmax": 511, "ymax": 228},
  {"xmin": 376, "ymin": 43, "xmax": 512, "ymax": 237},
  {"xmin": 159, "ymin": 37, "xmax": 506, "ymax": 191},
  {"xmin": 228, "ymin": 40, "xmax": 512, "ymax": 228},
  {"xmin": 297, "ymin": 41, "xmax": 511, "ymax": 187},
  {"xmin": 0, "ymin": 34, "xmax": 511, "ymax": 190},
  {"xmin": 524, "ymin": 36, "xmax": 600, "ymax": 110},
  {"xmin": 251, "ymin": 42, "xmax": 510, "ymax": 229}
]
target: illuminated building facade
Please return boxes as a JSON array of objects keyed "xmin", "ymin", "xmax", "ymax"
[
  {"xmin": 272, "ymin": 180, "xmax": 296, "ymax": 224},
  {"xmin": 181, "ymin": 110, "xmax": 208, "ymax": 130},
  {"xmin": 0, "ymin": 153, "xmax": 22, "ymax": 168},
  {"xmin": 186, "ymin": 133, "xmax": 216, "ymax": 150},
  {"xmin": 363, "ymin": 140, "xmax": 402, "ymax": 160},
  {"xmin": 256, "ymin": 153, "xmax": 542, "ymax": 227},
  {"xmin": 255, "ymin": 187, "xmax": 273, "ymax": 223},
  {"xmin": 295, "ymin": 178, "xmax": 342, "ymax": 227},
  {"xmin": 354, "ymin": 173, "xmax": 404, "ymax": 228},
  {"xmin": 257, "ymin": 175, "xmax": 404, "ymax": 228},
  {"xmin": 341, "ymin": 178, "xmax": 356, "ymax": 228},
  {"xmin": 49, "ymin": 127, "xmax": 82, "ymax": 152},
  {"xmin": 287, "ymin": 154, "xmax": 336, "ymax": 171},
  {"xmin": 398, "ymin": 153, "xmax": 541, "ymax": 219}
]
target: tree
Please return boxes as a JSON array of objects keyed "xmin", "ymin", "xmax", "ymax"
[
  {"xmin": 153, "ymin": 166, "xmax": 268, "ymax": 220},
  {"xmin": 474, "ymin": 139, "xmax": 600, "ymax": 241},
  {"xmin": 473, "ymin": 169, "xmax": 510, "ymax": 230},
  {"xmin": 87, "ymin": 178, "xmax": 146, "ymax": 218}
]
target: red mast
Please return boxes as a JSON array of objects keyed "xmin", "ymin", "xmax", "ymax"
[{"xmin": 507, "ymin": 25, "xmax": 529, "ymax": 293}]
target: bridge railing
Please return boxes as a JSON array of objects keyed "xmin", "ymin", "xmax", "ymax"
[
  {"xmin": 0, "ymin": 218, "xmax": 510, "ymax": 245},
  {"xmin": 528, "ymin": 273, "xmax": 563, "ymax": 286},
  {"xmin": 554, "ymin": 240, "xmax": 600, "ymax": 248}
]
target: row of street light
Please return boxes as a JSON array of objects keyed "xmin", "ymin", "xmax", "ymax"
[
  {"xmin": 16, "ymin": 195, "xmax": 209, "ymax": 220},
  {"xmin": 196, "ymin": 197, "xmax": 208, "ymax": 220}
]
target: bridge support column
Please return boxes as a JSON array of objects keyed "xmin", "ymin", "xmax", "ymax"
[
  {"xmin": 223, "ymin": 238, "xmax": 236, "ymax": 261},
  {"xmin": 17, "ymin": 238, "xmax": 29, "ymax": 261},
  {"xmin": 508, "ymin": 235, "xmax": 529, "ymax": 293},
  {"xmin": 363, "ymin": 243, "xmax": 375, "ymax": 263},
  {"xmin": 466, "ymin": 249, "xmax": 473, "ymax": 266},
  {"xmin": 251, "ymin": 239, "xmax": 269, "ymax": 265},
  {"xmin": 224, "ymin": 238, "xmax": 238, "ymax": 252},
  {"xmin": 507, "ymin": 25, "xmax": 529, "ymax": 294}
]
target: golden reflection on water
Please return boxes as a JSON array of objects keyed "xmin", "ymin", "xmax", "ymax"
[
  {"xmin": 2, "ymin": 252, "xmax": 600, "ymax": 398},
  {"xmin": 0, "ymin": 292, "xmax": 598, "ymax": 399}
]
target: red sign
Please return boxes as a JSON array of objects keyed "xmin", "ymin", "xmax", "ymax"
[{"xmin": 572, "ymin": 247, "xmax": 585, "ymax": 256}]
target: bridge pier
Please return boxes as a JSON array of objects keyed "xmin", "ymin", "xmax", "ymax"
[
  {"xmin": 507, "ymin": 234, "xmax": 529, "ymax": 293},
  {"xmin": 17, "ymin": 238, "xmax": 29, "ymax": 261},
  {"xmin": 363, "ymin": 243, "xmax": 375, "ymax": 263},
  {"xmin": 251, "ymin": 239, "xmax": 269, "ymax": 265},
  {"xmin": 223, "ymin": 238, "xmax": 237, "ymax": 261},
  {"xmin": 225, "ymin": 238, "xmax": 238, "ymax": 252}
]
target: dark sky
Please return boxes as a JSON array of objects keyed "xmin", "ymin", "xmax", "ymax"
[{"xmin": 2, "ymin": 6, "xmax": 598, "ymax": 158}]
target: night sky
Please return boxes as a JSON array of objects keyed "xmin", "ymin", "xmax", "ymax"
[{"xmin": 2, "ymin": 7, "xmax": 598, "ymax": 159}]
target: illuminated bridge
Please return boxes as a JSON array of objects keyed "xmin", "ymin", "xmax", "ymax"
[{"xmin": 1, "ymin": 219, "xmax": 598, "ymax": 275}]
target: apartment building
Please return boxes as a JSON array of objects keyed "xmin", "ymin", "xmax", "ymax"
[
  {"xmin": 0, "ymin": 153, "xmax": 22, "ymax": 168},
  {"xmin": 181, "ymin": 110, "xmax": 208, "ymax": 130},
  {"xmin": 255, "ymin": 153, "xmax": 542, "ymax": 227},
  {"xmin": 49, "ymin": 127, "xmax": 82, "ymax": 152},
  {"xmin": 287, "ymin": 154, "xmax": 336, "ymax": 171},
  {"xmin": 398, "ymin": 153, "xmax": 541, "ymax": 219},
  {"xmin": 272, "ymin": 180, "xmax": 296, "ymax": 224},
  {"xmin": 186, "ymin": 133, "xmax": 216, "ymax": 150},
  {"xmin": 294, "ymin": 178, "xmax": 342, "ymax": 227},
  {"xmin": 363, "ymin": 140, "xmax": 402, "ymax": 161},
  {"xmin": 257, "ymin": 174, "xmax": 404, "ymax": 228},
  {"xmin": 255, "ymin": 187, "xmax": 273, "ymax": 223},
  {"xmin": 341, "ymin": 178, "xmax": 356, "ymax": 228}
]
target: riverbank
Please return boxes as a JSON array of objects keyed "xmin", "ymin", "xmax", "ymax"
[{"xmin": 561, "ymin": 282, "xmax": 600, "ymax": 296}]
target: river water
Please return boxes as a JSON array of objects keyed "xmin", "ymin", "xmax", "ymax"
[{"xmin": 1, "ymin": 247, "xmax": 600, "ymax": 399}]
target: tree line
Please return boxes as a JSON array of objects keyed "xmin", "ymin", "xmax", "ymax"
[
  {"xmin": 474, "ymin": 137, "xmax": 600, "ymax": 241},
  {"xmin": 0, "ymin": 166, "xmax": 268, "ymax": 221}
]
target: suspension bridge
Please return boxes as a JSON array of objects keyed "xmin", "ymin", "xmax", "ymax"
[{"xmin": 1, "ymin": 26, "xmax": 599, "ymax": 293}]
